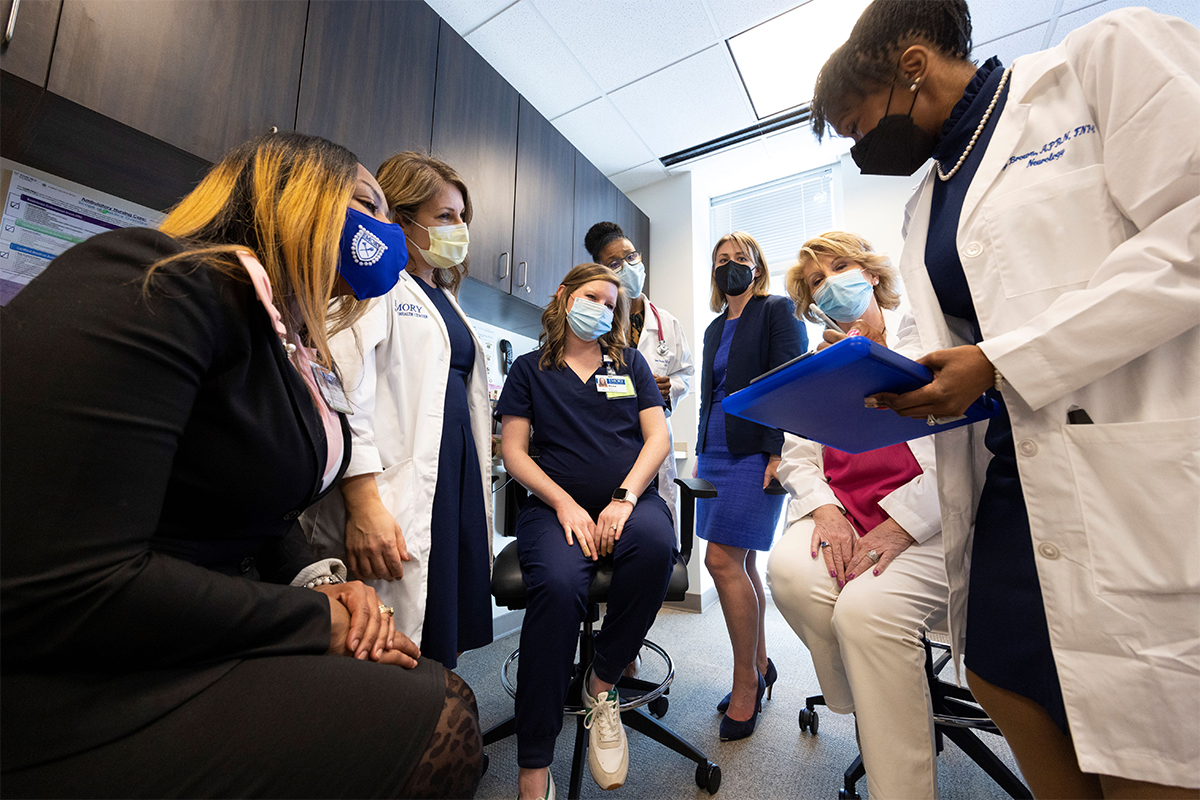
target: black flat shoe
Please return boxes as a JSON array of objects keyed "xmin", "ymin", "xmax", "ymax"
[{"xmin": 716, "ymin": 658, "xmax": 776, "ymax": 713}]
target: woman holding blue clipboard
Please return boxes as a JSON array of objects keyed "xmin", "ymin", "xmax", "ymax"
[{"xmin": 810, "ymin": 2, "xmax": 1199, "ymax": 796}]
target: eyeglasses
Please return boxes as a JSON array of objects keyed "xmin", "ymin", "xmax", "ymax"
[{"xmin": 606, "ymin": 252, "xmax": 641, "ymax": 272}]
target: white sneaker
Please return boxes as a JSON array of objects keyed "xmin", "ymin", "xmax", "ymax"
[{"xmin": 583, "ymin": 671, "xmax": 629, "ymax": 790}]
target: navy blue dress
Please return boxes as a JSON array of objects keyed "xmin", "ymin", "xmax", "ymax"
[
  {"xmin": 924, "ymin": 58, "xmax": 1069, "ymax": 733},
  {"xmin": 696, "ymin": 318, "xmax": 784, "ymax": 551},
  {"xmin": 414, "ymin": 279, "xmax": 493, "ymax": 668}
]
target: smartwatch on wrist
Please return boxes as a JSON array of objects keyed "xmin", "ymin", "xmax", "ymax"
[{"xmin": 612, "ymin": 487, "xmax": 638, "ymax": 508}]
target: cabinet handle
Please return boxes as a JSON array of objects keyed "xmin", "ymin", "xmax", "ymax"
[
  {"xmin": 499, "ymin": 252, "xmax": 510, "ymax": 280},
  {"xmin": 517, "ymin": 261, "xmax": 529, "ymax": 292},
  {"xmin": 4, "ymin": 0, "xmax": 20, "ymax": 46},
  {"xmin": 268, "ymin": 126, "xmax": 278, "ymax": 134}
]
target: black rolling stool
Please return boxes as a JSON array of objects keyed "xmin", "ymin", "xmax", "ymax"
[
  {"xmin": 484, "ymin": 477, "xmax": 722, "ymax": 798},
  {"xmin": 797, "ymin": 634, "xmax": 1032, "ymax": 799}
]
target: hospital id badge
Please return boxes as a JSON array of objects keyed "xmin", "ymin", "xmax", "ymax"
[
  {"xmin": 596, "ymin": 374, "xmax": 636, "ymax": 399},
  {"xmin": 310, "ymin": 362, "xmax": 353, "ymax": 414}
]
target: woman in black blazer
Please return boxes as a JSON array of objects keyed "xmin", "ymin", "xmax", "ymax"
[
  {"xmin": 696, "ymin": 231, "xmax": 806, "ymax": 740},
  {"xmin": 1, "ymin": 133, "xmax": 481, "ymax": 798}
]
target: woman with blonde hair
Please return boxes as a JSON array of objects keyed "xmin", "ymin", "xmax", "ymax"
[
  {"xmin": 768, "ymin": 231, "xmax": 950, "ymax": 800},
  {"xmin": 1, "ymin": 133, "xmax": 480, "ymax": 798},
  {"xmin": 696, "ymin": 230, "xmax": 806, "ymax": 740},
  {"xmin": 496, "ymin": 263, "xmax": 676, "ymax": 800},
  {"xmin": 305, "ymin": 150, "xmax": 494, "ymax": 669}
]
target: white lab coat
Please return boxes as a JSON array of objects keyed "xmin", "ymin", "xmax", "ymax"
[
  {"xmin": 302, "ymin": 270, "xmax": 494, "ymax": 647},
  {"xmin": 636, "ymin": 296, "xmax": 694, "ymax": 517},
  {"xmin": 897, "ymin": 9, "xmax": 1199, "ymax": 786}
]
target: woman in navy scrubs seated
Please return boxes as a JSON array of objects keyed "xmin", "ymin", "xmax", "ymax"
[{"xmin": 496, "ymin": 263, "xmax": 676, "ymax": 800}]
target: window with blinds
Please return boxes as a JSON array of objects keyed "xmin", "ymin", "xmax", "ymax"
[{"xmin": 709, "ymin": 166, "xmax": 835, "ymax": 293}]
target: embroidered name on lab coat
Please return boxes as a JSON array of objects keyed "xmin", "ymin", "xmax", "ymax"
[
  {"xmin": 393, "ymin": 300, "xmax": 429, "ymax": 319},
  {"xmin": 1004, "ymin": 124, "xmax": 1097, "ymax": 170}
]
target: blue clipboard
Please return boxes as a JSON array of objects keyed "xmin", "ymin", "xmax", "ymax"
[{"xmin": 722, "ymin": 337, "xmax": 999, "ymax": 454}]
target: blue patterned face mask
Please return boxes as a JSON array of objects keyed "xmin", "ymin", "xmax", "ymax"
[
  {"xmin": 337, "ymin": 207, "xmax": 408, "ymax": 299},
  {"xmin": 566, "ymin": 296, "xmax": 614, "ymax": 341},
  {"xmin": 814, "ymin": 269, "xmax": 875, "ymax": 322}
]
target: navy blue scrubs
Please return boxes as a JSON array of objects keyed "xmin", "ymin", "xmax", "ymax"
[
  {"xmin": 495, "ymin": 347, "xmax": 677, "ymax": 769},
  {"xmin": 414, "ymin": 279, "xmax": 493, "ymax": 669},
  {"xmin": 924, "ymin": 58, "xmax": 1069, "ymax": 734}
]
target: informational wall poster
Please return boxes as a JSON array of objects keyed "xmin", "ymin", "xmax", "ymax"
[{"xmin": 0, "ymin": 166, "xmax": 161, "ymax": 305}]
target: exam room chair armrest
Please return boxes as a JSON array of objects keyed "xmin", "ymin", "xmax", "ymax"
[{"xmin": 674, "ymin": 477, "xmax": 717, "ymax": 565}]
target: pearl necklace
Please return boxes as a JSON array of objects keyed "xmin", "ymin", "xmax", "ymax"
[{"xmin": 935, "ymin": 66, "xmax": 1012, "ymax": 181}]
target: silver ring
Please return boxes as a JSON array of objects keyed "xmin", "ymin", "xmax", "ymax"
[
  {"xmin": 867, "ymin": 550, "xmax": 880, "ymax": 564},
  {"xmin": 611, "ymin": 524, "xmax": 617, "ymax": 530},
  {"xmin": 819, "ymin": 541, "xmax": 831, "ymax": 549},
  {"xmin": 927, "ymin": 415, "xmax": 938, "ymax": 426}
]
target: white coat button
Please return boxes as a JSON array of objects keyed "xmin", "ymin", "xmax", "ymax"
[
  {"xmin": 964, "ymin": 242, "xmax": 983, "ymax": 258},
  {"xmin": 1037, "ymin": 542, "xmax": 1061, "ymax": 560},
  {"xmin": 1017, "ymin": 439, "xmax": 1039, "ymax": 457}
]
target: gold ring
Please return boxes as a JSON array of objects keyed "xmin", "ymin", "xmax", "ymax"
[{"xmin": 379, "ymin": 604, "xmax": 394, "ymax": 617}]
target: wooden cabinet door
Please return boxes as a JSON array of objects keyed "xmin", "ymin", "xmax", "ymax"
[
  {"xmin": 616, "ymin": 191, "xmax": 651, "ymax": 288},
  {"xmin": 1, "ymin": 0, "xmax": 61, "ymax": 87},
  {"xmin": 48, "ymin": 0, "xmax": 307, "ymax": 162},
  {"xmin": 431, "ymin": 20, "xmax": 517, "ymax": 294},
  {"xmin": 513, "ymin": 97, "xmax": 575, "ymax": 308},
  {"xmin": 296, "ymin": 0, "xmax": 438, "ymax": 174},
  {"xmin": 571, "ymin": 154, "xmax": 618, "ymax": 267}
]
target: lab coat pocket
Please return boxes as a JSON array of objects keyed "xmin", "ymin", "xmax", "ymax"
[
  {"xmin": 1064, "ymin": 416, "xmax": 1199, "ymax": 595},
  {"xmin": 985, "ymin": 165, "xmax": 1124, "ymax": 297},
  {"xmin": 376, "ymin": 458, "xmax": 417, "ymax": 532}
]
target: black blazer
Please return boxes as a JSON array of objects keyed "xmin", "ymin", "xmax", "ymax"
[
  {"xmin": 0, "ymin": 228, "xmax": 346, "ymax": 769},
  {"xmin": 696, "ymin": 294, "xmax": 806, "ymax": 456}
]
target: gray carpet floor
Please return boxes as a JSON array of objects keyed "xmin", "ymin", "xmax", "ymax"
[{"xmin": 454, "ymin": 598, "xmax": 1025, "ymax": 800}]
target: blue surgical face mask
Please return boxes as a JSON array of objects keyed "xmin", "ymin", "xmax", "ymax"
[
  {"xmin": 337, "ymin": 207, "xmax": 409, "ymax": 299},
  {"xmin": 814, "ymin": 269, "xmax": 875, "ymax": 322},
  {"xmin": 618, "ymin": 258, "xmax": 645, "ymax": 299},
  {"xmin": 566, "ymin": 296, "xmax": 614, "ymax": 341}
]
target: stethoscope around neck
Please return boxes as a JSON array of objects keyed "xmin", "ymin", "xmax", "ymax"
[{"xmin": 642, "ymin": 299, "xmax": 670, "ymax": 356}]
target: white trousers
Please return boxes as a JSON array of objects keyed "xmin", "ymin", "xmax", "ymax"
[{"xmin": 767, "ymin": 518, "xmax": 950, "ymax": 800}]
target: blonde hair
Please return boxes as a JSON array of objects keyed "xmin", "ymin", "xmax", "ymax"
[
  {"xmin": 786, "ymin": 231, "xmax": 901, "ymax": 324},
  {"xmin": 152, "ymin": 132, "xmax": 369, "ymax": 366},
  {"xmin": 376, "ymin": 151, "xmax": 473, "ymax": 295},
  {"xmin": 538, "ymin": 263, "xmax": 629, "ymax": 371},
  {"xmin": 709, "ymin": 231, "xmax": 772, "ymax": 312}
]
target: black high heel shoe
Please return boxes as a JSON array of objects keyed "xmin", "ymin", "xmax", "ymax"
[
  {"xmin": 719, "ymin": 671, "xmax": 766, "ymax": 741},
  {"xmin": 716, "ymin": 658, "xmax": 776, "ymax": 713}
]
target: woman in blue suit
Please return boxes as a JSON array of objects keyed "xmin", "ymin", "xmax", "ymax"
[{"xmin": 696, "ymin": 231, "xmax": 806, "ymax": 740}]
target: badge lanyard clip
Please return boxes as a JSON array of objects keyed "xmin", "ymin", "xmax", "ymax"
[{"xmin": 602, "ymin": 354, "xmax": 616, "ymax": 376}]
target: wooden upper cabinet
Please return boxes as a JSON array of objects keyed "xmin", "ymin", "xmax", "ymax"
[
  {"xmin": 431, "ymin": 20, "xmax": 517, "ymax": 295},
  {"xmin": 616, "ymin": 190, "xmax": 650, "ymax": 274},
  {"xmin": 296, "ymin": 0, "xmax": 438, "ymax": 174},
  {"xmin": 513, "ymin": 97, "xmax": 575, "ymax": 308},
  {"xmin": 571, "ymin": 155, "xmax": 618, "ymax": 267},
  {"xmin": 47, "ymin": 0, "xmax": 307, "ymax": 162},
  {"xmin": 1, "ymin": 0, "xmax": 62, "ymax": 87}
]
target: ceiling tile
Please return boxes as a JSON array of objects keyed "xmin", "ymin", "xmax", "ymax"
[
  {"xmin": 1053, "ymin": 0, "xmax": 1199, "ymax": 44},
  {"xmin": 465, "ymin": 2, "xmax": 601, "ymax": 120},
  {"xmin": 971, "ymin": 0, "xmax": 1056, "ymax": 46},
  {"xmin": 423, "ymin": 0, "xmax": 515, "ymax": 36},
  {"xmin": 610, "ymin": 160, "xmax": 671, "ymax": 193},
  {"xmin": 704, "ymin": 0, "xmax": 810, "ymax": 38},
  {"xmin": 532, "ymin": 0, "xmax": 718, "ymax": 92},
  {"xmin": 973, "ymin": 23, "xmax": 1048, "ymax": 66},
  {"xmin": 609, "ymin": 45, "xmax": 756, "ymax": 157},
  {"xmin": 552, "ymin": 97, "xmax": 656, "ymax": 176}
]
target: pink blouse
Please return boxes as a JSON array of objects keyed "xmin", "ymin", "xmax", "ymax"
[{"xmin": 821, "ymin": 442, "xmax": 922, "ymax": 536}]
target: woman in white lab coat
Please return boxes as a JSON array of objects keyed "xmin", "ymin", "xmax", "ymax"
[
  {"xmin": 810, "ymin": 3, "xmax": 1198, "ymax": 797},
  {"xmin": 304, "ymin": 152, "xmax": 494, "ymax": 668},
  {"xmin": 584, "ymin": 221, "xmax": 694, "ymax": 516}
]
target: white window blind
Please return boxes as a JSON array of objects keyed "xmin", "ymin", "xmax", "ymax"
[{"xmin": 709, "ymin": 166, "xmax": 835, "ymax": 292}]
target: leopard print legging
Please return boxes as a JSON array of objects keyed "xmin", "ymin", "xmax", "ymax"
[{"xmin": 397, "ymin": 669, "xmax": 483, "ymax": 798}]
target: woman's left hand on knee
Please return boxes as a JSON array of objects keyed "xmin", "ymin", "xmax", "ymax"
[
  {"xmin": 844, "ymin": 519, "xmax": 915, "ymax": 581},
  {"xmin": 596, "ymin": 499, "xmax": 634, "ymax": 557}
]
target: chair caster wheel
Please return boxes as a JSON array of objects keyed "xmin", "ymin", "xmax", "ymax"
[
  {"xmin": 481, "ymin": 752, "xmax": 490, "ymax": 777},
  {"xmin": 695, "ymin": 760, "xmax": 721, "ymax": 794},
  {"xmin": 838, "ymin": 790, "xmax": 860, "ymax": 800},
  {"xmin": 799, "ymin": 707, "xmax": 819, "ymax": 734},
  {"xmin": 648, "ymin": 696, "xmax": 669, "ymax": 718}
]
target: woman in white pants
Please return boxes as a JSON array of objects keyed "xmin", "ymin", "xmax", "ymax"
[{"xmin": 767, "ymin": 232, "xmax": 949, "ymax": 799}]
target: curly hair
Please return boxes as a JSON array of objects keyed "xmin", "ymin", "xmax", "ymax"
[
  {"xmin": 811, "ymin": 0, "xmax": 973, "ymax": 140},
  {"xmin": 785, "ymin": 231, "xmax": 901, "ymax": 324},
  {"xmin": 375, "ymin": 151, "xmax": 473, "ymax": 295},
  {"xmin": 584, "ymin": 221, "xmax": 629, "ymax": 264},
  {"xmin": 538, "ymin": 263, "xmax": 629, "ymax": 371}
]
